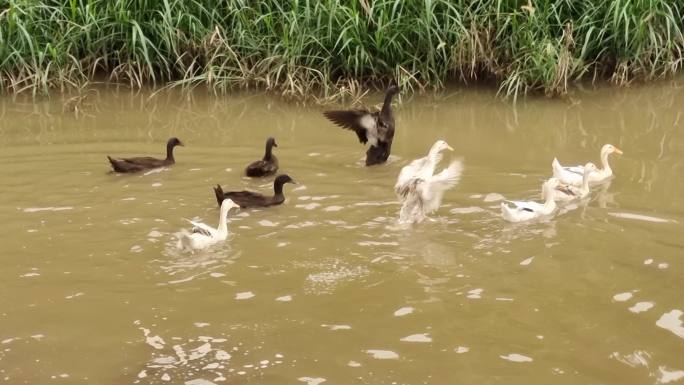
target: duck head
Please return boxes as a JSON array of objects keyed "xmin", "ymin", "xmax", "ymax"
[
  {"xmin": 219, "ymin": 198, "xmax": 240, "ymax": 214},
  {"xmin": 273, "ymin": 174, "xmax": 297, "ymax": 195},
  {"xmin": 584, "ymin": 162, "xmax": 598, "ymax": 174},
  {"xmin": 386, "ymin": 82, "xmax": 400, "ymax": 96},
  {"xmin": 266, "ymin": 137, "xmax": 278, "ymax": 148},
  {"xmin": 429, "ymin": 140, "xmax": 454, "ymax": 156},
  {"xmin": 168, "ymin": 137, "xmax": 184, "ymax": 147},
  {"xmin": 601, "ymin": 144, "xmax": 623, "ymax": 156},
  {"xmin": 275, "ymin": 174, "xmax": 296, "ymax": 185}
]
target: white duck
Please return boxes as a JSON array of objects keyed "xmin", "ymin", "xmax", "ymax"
[
  {"xmin": 544, "ymin": 163, "xmax": 598, "ymax": 202},
  {"xmin": 501, "ymin": 178, "xmax": 560, "ymax": 222},
  {"xmin": 176, "ymin": 199, "xmax": 239, "ymax": 251},
  {"xmin": 394, "ymin": 140, "xmax": 464, "ymax": 224},
  {"xmin": 552, "ymin": 144, "xmax": 623, "ymax": 186}
]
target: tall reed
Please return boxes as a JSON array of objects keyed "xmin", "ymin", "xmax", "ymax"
[{"xmin": 1, "ymin": 0, "xmax": 683, "ymax": 100}]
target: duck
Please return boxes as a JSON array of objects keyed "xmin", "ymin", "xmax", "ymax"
[
  {"xmin": 213, "ymin": 174, "xmax": 297, "ymax": 208},
  {"xmin": 323, "ymin": 82, "xmax": 400, "ymax": 166},
  {"xmin": 501, "ymin": 178, "xmax": 560, "ymax": 222},
  {"xmin": 107, "ymin": 137, "xmax": 184, "ymax": 173},
  {"xmin": 552, "ymin": 144, "xmax": 623, "ymax": 186},
  {"xmin": 394, "ymin": 140, "xmax": 463, "ymax": 223},
  {"xmin": 545, "ymin": 163, "xmax": 598, "ymax": 202},
  {"xmin": 176, "ymin": 198, "xmax": 239, "ymax": 251},
  {"xmin": 245, "ymin": 137, "xmax": 279, "ymax": 177}
]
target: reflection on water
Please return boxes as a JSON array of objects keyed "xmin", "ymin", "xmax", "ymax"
[{"xmin": 1, "ymin": 79, "xmax": 684, "ymax": 384}]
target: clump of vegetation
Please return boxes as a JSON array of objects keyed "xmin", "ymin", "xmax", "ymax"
[{"xmin": 1, "ymin": 0, "xmax": 683, "ymax": 101}]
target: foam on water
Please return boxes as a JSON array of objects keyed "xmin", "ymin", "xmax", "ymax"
[
  {"xmin": 393, "ymin": 307, "xmax": 414, "ymax": 317},
  {"xmin": 657, "ymin": 367, "xmax": 684, "ymax": 384},
  {"xmin": 235, "ymin": 292, "xmax": 255, "ymax": 300},
  {"xmin": 400, "ymin": 333, "xmax": 432, "ymax": 343},
  {"xmin": 607, "ymin": 212, "xmax": 674, "ymax": 223},
  {"xmin": 450, "ymin": 206, "xmax": 485, "ymax": 214},
  {"xmin": 519, "ymin": 256, "xmax": 534, "ymax": 266},
  {"xmin": 629, "ymin": 302, "xmax": 654, "ymax": 313},
  {"xmin": 321, "ymin": 324, "xmax": 351, "ymax": 331},
  {"xmin": 500, "ymin": 353, "xmax": 533, "ymax": 363},
  {"xmin": 365, "ymin": 350, "xmax": 399, "ymax": 359},
  {"xmin": 23, "ymin": 206, "xmax": 74, "ymax": 213},
  {"xmin": 613, "ymin": 292, "xmax": 633, "ymax": 302},
  {"xmin": 298, "ymin": 377, "xmax": 326, "ymax": 385},
  {"xmin": 655, "ymin": 310, "xmax": 684, "ymax": 339}
]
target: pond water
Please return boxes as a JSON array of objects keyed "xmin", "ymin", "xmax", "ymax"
[{"xmin": 1, "ymin": 80, "xmax": 683, "ymax": 385}]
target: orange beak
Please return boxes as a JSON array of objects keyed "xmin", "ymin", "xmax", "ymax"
[{"xmin": 614, "ymin": 147, "xmax": 623, "ymax": 155}]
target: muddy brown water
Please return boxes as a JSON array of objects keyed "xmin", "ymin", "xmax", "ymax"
[{"xmin": 1, "ymin": 81, "xmax": 683, "ymax": 385}]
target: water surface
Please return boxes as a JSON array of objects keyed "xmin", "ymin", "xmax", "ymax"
[{"xmin": 1, "ymin": 81, "xmax": 683, "ymax": 385}]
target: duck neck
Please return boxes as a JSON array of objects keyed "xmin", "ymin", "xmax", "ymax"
[
  {"xmin": 381, "ymin": 90, "xmax": 396, "ymax": 115},
  {"xmin": 217, "ymin": 207, "xmax": 230, "ymax": 237},
  {"xmin": 580, "ymin": 171, "xmax": 591, "ymax": 194},
  {"xmin": 600, "ymin": 151, "xmax": 611, "ymax": 175},
  {"xmin": 542, "ymin": 190, "xmax": 557, "ymax": 214},
  {"xmin": 273, "ymin": 180, "xmax": 285, "ymax": 198},
  {"xmin": 263, "ymin": 141, "xmax": 274, "ymax": 161},
  {"xmin": 166, "ymin": 142, "xmax": 176, "ymax": 162}
]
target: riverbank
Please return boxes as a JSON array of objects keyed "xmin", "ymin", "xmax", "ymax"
[{"xmin": 2, "ymin": 0, "xmax": 683, "ymax": 101}]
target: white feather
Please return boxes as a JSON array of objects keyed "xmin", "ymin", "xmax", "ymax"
[
  {"xmin": 395, "ymin": 141, "xmax": 461, "ymax": 224},
  {"xmin": 183, "ymin": 218, "xmax": 218, "ymax": 238},
  {"xmin": 500, "ymin": 179, "xmax": 559, "ymax": 223},
  {"xmin": 359, "ymin": 114, "xmax": 378, "ymax": 146},
  {"xmin": 176, "ymin": 199, "xmax": 238, "ymax": 251},
  {"xmin": 551, "ymin": 145, "xmax": 622, "ymax": 186}
]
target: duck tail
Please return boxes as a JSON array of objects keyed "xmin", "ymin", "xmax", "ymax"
[
  {"xmin": 175, "ymin": 229, "xmax": 191, "ymax": 250},
  {"xmin": 213, "ymin": 184, "xmax": 225, "ymax": 207},
  {"xmin": 551, "ymin": 157, "xmax": 563, "ymax": 177},
  {"xmin": 107, "ymin": 156, "xmax": 122, "ymax": 172},
  {"xmin": 500, "ymin": 202, "xmax": 514, "ymax": 222}
]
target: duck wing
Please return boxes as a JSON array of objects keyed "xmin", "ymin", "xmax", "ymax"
[
  {"xmin": 323, "ymin": 109, "xmax": 379, "ymax": 146},
  {"xmin": 245, "ymin": 158, "xmax": 278, "ymax": 177},
  {"xmin": 503, "ymin": 200, "xmax": 543, "ymax": 212},
  {"xmin": 394, "ymin": 155, "xmax": 437, "ymax": 198},
  {"xmin": 223, "ymin": 190, "xmax": 271, "ymax": 208},
  {"xmin": 419, "ymin": 160, "xmax": 463, "ymax": 213},
  {"xmin": 121, "ymin": 156, "xmax": 167, "ymax": 168},
  {"xmin": 563, "ymin": 165, "xmax": 585, "ymax": 175},
  {"xmin": 183, "ymin": 219, "xmax": 216, "ymax": 237},
  {"xmin": 108, "ymin": 156, "xmax": 147, "ymax": 173},
  {"xmin": 556, "ymin": 184, "xmax": 577, "ymax": 196}
]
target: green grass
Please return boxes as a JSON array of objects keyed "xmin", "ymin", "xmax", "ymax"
[{"xmin": 1, "ymin": 0, "xmax": 683, "ymax": 101}]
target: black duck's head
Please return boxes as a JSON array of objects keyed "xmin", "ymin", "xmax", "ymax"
[
  {"xmin": 266, "ymin": 137, "xmax": 278, "ymax": 148},
  {"xmin": 386, "ymin": 81, "xmax": 400, "ymax": 96},
  {"xmin": 168, "ymin": 137, "xmax": 184, "ymax": 147},
  {"xmin": 275, "ymin": 174, "xmax": 296, "ymax": 186}
]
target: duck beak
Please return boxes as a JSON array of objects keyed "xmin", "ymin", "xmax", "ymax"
[
  {"xmin": 178, "ymin": 141, "xmax": 185, "ymax": 147},
  {"xmin": 614, "ymin": 147, "xmax": 623, "ymax": 155},
  {"xmin": 446, "ymin": 145, "xmax": 454, "ymax": 151},
  {"xmin": 291, "ymin": 180, "xmax": 298, "ymax": 184}
]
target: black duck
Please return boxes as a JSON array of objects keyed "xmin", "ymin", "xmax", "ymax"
[
  {"xmin": 323, "ymin": 83, "xmax": 400, "ymax": 166},
  {"xmin": 245, "ymin": 137, "xmax": 279, "ymax": 177},
  {"xmin": 213, "ymin": 174, "xmax": 296, "ymax": 208},
  {"xmin": 107, "ymin": 137, "xmax": 183, "ymax": 173}
]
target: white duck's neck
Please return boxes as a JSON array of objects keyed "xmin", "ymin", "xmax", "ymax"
[
  {"xmin": 599, "ymin": 150, "xmax": 612, "ymax": 176},
  {"xmin": 427, "ymin": 147, "xmax": 443, "ymax": 166},
  {"xmin": 216, "ymin": 207, "xmax": 230, "ymax": 237},
  {"xmin": 580, "ymin": 170, "xmax": 592, "ymax": 194},
  {"xmin": 542, "ymin": 188, "xmax": 557, "ymax": 214}
]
